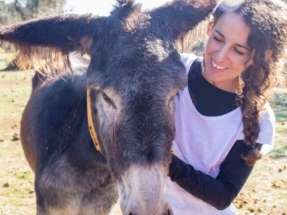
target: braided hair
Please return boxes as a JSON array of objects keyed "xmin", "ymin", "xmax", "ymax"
[{"xmin": 211, "ymin": 0, "xmax": 287, "ymax": 165}]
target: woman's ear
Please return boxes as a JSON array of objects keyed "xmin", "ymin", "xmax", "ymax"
[{"xmin": 264, "ymin": 49, "xmax": 273, "ymax": 61}]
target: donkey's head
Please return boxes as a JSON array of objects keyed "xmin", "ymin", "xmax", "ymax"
[{"xmin": 0, "ymin": 0, "xmax": 216, "ymax": 214}]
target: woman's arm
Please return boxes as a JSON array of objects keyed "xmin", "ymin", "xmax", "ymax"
[{"xmin": 169, "ymin": 140, "xmax": 257, "ymax": 210}]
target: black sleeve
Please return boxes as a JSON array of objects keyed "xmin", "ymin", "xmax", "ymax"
[{"xmin": 169, "ymin": 140, "xmax": 255, "ymax": 210}]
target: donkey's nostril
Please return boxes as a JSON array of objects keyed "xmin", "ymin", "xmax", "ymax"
[
  {"xmin": 167, "ymin": 208, "xmax": 174, "ymax": 215},
  {"xmin": 128, "ymin": 212, "xmax": 132, "ymax": 215}
]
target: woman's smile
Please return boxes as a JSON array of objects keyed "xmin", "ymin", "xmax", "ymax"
[{"xmin": 211, "ymin": 58, "xmax": 228, "ymax": 71}]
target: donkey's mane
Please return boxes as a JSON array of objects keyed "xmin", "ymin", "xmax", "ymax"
[{"xmin": 111, "ymin": 0, "xmax": 142, "ymax": 17}]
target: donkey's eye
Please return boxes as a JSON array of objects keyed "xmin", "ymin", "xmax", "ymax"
[
  {"xmin": 168, "ymin": 91, "xmax": 179, "ymax": 107},
  {"xmin": 102, "ymin": 92, "xmax": 117, "ymax": 109},
  {"xmin": 102, "ymin": 92, "xmax": 111, "ymax": 102}
]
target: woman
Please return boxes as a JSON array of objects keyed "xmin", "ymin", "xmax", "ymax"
[{"xmin": 167, "ymin": 0, "xmax": 287, "ymax": 214}]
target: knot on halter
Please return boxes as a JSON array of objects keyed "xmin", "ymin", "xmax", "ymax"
[{"xmin": 247, "ymin": 143, "xmax": 256, "ymax": 151}]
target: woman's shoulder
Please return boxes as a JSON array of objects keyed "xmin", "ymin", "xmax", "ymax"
[
  {"xmin": 257, "ymin": 102, "xmax": 276, "ymax": 154},
  {"xmin": 260, "ymin": 102, "xmax": 276, "ymax": 128},
  {"xmin": 180, "ymin": 53, "xmax": 198, "ymax": 73}
]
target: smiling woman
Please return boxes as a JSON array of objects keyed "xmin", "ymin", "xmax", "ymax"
[{"xmin": 167, "ymin": 0, "xmax": 287, "ymax": 214}]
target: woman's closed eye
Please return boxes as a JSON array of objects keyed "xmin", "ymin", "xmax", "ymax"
[
  {"xmin": 234, "ymin": 48, "xmax": 245, "ymax": 55},
  {"xmin": 213, "ymin": 36, "xmax": 224, "ymax": 42}
]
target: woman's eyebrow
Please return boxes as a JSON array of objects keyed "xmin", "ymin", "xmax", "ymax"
[{"xmin": 214, "ymin": 30, "xmax": 250, "ymax": 51}]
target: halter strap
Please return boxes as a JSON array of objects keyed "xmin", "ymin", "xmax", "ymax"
[{"xmin": 87, "ymin": 88, "xmax": 101, "ymax": 152}]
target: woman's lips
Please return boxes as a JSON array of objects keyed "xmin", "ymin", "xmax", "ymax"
[{"xmin": 211, "ymin": 59, "xmax": 227, "ymax": 72}]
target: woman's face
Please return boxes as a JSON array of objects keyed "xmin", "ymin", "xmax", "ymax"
[{"xmin": 203, "ymin": 12, "xmax": 252, "ymax": 92}]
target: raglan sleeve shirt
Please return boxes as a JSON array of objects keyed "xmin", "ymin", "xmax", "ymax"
[{"xmin": 168, "ymin": 53, "xmax": 276, "ymax": 211}]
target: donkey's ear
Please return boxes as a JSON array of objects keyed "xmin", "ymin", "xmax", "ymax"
[
  {"xmin": 149, "ymin": 0, "xmax": 217, "ymax": 39},
  {"xmin": 0, "ymin": 14, "xmax": 102, "ymax": 55}
]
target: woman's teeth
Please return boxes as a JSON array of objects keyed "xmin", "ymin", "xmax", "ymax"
[{"xmin": 212, "ymin": 60, "xmax": 226, "ymax": 70}]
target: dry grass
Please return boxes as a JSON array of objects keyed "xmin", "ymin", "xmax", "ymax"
[
  {"xmin": 233, "ymin": 122, "xmax": 287, "ymax": 215},
  {"xmin": 0, "ymin": 71, "xmax": 36, "ymax": 215},
  {"xmin": 0, "ymin": 68, "xmax": 286, "ymax": 214}
]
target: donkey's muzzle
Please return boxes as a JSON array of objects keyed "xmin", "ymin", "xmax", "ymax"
[{"xmin": 119, "ymin": 164, "xmax": 171, "ymax": 215}]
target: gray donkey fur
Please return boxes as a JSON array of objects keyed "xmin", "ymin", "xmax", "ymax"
[{"xmin": 0, "ymin": 0, "xmax": 216, "ymax": 214}]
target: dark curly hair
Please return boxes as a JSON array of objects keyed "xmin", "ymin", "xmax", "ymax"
[{"xmin": 210, "ymin": 0, "xmax": 287, "ymax": 165}]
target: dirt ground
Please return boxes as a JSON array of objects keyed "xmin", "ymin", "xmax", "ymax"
[{"xmin": 0, "ymin": 71, "xmax": 286, "ymax": 215}]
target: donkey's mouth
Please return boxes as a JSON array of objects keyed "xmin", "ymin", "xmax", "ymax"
[
  {"xmin": 127, "ymin": 208, "xmax": 173, "ymax": 215},
  {"xmin": 118, "ymin": 163, "xmax": 171, "ymax": 215}
]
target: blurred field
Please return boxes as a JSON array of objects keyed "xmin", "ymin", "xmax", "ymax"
[
  {"xmin": 0, "ymin": 70, "xmax": 35, "ymax": 214},
  {"xmin": 0, "ymin": 51, "xmax": 286, "ymax": 214}
]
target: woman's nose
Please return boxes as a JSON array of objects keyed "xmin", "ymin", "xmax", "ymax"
[{"xmin": 214, "ymin": 45, "xmax": 228, "ymax": 62}]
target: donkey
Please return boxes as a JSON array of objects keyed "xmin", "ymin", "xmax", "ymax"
[{"xmin": 0, "ymin": 0, "xmax": 216, "ymax": 214}]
